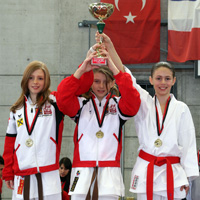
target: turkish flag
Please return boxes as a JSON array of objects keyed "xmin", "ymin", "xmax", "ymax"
[{"xmin": 100, "ymin": 0, "xmax": 160, "ymax": 64}]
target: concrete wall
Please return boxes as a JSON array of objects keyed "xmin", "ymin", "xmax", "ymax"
[{"xmin": 0, "ymin": 0, "xmax": 200, "ymax": 199}]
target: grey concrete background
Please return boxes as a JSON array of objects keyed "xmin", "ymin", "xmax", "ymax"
[{"xmin": 0, "ymin": 0, "xmax": 200, "ymax": 199}]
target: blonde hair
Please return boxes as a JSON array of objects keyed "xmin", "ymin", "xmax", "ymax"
[
  {"xmin": 10, "ymin": 61, "xmax": 51, "ymax": 113},
  {"xmin": 82, "ymin": 66, "xmax": 119, "ymax": 99}
]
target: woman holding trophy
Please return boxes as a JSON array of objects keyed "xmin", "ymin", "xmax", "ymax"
[{"xmin": 56, "ymin": 33, "xmax": 141, "ymax": 200}]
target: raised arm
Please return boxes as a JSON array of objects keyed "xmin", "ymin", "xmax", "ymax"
[
  {"xmin": 88, "ymin": 32, "xmax": 125, "ymax": 72},
  {"xmin": 57, "ymin": 52, "xmax": 98, "ymax": 117},
  {"xmin": 116, "ymin": 71, "xmax": 141, "ymax": 117}
]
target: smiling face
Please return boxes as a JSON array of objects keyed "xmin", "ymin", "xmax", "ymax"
[
  {"xmin": 91, "ymin": 71, "xmax": 115, "ymax": 102},
  {"xmin": 28, "ymin": 69, "xmax": 45, "ymax": 102},
  {"xmin": 149, "ymin": 66, "xmax": 176, "ymax": 99}
]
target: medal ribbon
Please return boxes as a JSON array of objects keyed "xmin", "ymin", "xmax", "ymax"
[
  {"xmin": 91, "ymin": 93, "xmax": 111, "ymax": 128},
  {"xmin": 155, "ymin": 96, "xmax": 171, "ymax": 136},
  {"xmin": 24, "ymin": 99, "xmax": 40, "ymax": 136}
]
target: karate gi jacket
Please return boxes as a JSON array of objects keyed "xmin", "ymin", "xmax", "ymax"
[{"xmin": 125, "ymin": 67, "xmax": 199, "ymax": 198}]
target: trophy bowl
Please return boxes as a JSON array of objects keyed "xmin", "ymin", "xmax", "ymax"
[{"xmin": 89, "ymin": 2, "xmax": 114, "ymax": 23}]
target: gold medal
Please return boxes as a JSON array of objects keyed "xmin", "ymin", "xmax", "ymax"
[
  {"xmin": 96, "ymin": 130, "xmax": 104, "ymax": 138},
  {"xmin": 25, "ymin": 138, "xmax": 33, "ymax": 147},
  {"xmin": 154, "ymin": 138, "xmax": 162, "ymax": 147}
]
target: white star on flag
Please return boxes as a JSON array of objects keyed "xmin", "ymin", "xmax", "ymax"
[{"xmin": 124, "ymin": 12, "xmax": 136, "ymax": 24}]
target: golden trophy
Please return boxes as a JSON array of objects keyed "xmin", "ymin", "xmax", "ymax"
[{"xmin": 89, "ymin": 2, "xmax": 114, "ymax": 66}]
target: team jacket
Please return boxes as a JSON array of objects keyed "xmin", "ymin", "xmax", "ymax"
[
  {"xmin": 2, "ymin": 93, "xmax": 64, "ymax": 181},
  {"xmin": 57, "ymin": 71, "xmax": 141, "ymax": 167}
]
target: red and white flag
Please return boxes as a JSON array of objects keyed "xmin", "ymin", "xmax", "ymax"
[
  {"xmin": 100, "ymin": 0, "xmax": 160, "ymax": 64},
  {"xmin": 167, "ymin": 0, "xmax": 200, "ymax": 62}
]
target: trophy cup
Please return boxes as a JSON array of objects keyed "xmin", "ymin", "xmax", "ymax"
[{"xmin": 89, "ymin": 2, "xmax": 114, "ymax": 66}]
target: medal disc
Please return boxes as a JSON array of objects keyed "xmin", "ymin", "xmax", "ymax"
[
  {"xmin": 25, "ymin": 138, "xmax": 33, "ymax": 147},
  {"xmin": 154, "ymin": 138, "xmax": 162, "ymax": 147},
  {"xmin": 96, "ymin": 130, "xmax": 104, "ymax": 138}
]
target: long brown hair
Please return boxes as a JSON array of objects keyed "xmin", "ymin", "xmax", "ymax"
[
  {"xmin": 10, "ymin": 61, "xmax": 51, "ymax": 113},
  {"xmin": 82, "ymin": 66, "xmax": 119, "ymax": 99}
]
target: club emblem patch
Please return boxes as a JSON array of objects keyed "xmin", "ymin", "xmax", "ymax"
[
  {"xmin": 17, "ymin": 176, "xmax": 25, "ymax": 195},
  {"xmin": 131, "ymin": 175, "xmax": 139, "ymax": 190},
  {"xmin": 43, "ymin": 104, "xmax": 52, "ymax": 115},
  {"xmin": 17, "ymin": 118, "xmax": 23, "ymax": 127},
  {"xmin": 70, "ymin": 170, "xmax": 81, "ymax": 192}
]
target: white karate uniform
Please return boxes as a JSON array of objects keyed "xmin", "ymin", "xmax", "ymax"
[{"xmin": 125, "ymin": 67, "xmax": 199, "ymax": 199}]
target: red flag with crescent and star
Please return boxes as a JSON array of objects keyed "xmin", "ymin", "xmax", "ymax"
[{"xmin": 100, "ymin": 0, "xmax": 161, "ymax": 64}]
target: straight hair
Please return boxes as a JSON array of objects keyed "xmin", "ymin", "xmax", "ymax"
[{"xmin": 10, "ymin": 61, "xmax": 51, "ymax": 113}]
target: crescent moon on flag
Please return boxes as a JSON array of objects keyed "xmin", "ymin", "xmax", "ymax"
[
  {"xmin": 115, "ymin": 0, "xmax": 120, "ymax": 11},
  {"xmin": 141, "ymin": 0, "xmax": 146, "ymax": 10},
  {"xmin": 115, "ymin": 0, "xmax": 146, "ymax": 11}
]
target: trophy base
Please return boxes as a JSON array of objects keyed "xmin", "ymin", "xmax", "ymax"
[{"xmin": 91, "ymin": 57, "xmax": 107, "ymax": 66}]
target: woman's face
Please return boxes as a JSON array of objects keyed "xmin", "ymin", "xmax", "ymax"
[
  {"xmin": 149, "ymin": 66, "xmax": 176, "ymax": 99},
  {"xmin": 28, "ymin": 69, "xmax": 45, "ymax": 101},
  {"xmin": 59, "ymin": 164, "xmax": 70, "ymax": 177},
  {"xmin": 91, "ymin": 72, "xmax": 115, "ymax": 101}
]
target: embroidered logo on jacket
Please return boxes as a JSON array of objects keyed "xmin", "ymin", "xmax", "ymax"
[
  {"xmin": 17, "ymin": 118, "xmax": 23, "ymax": 127},
  {"xmin": 43, "ymin": 104, "xmax": 52, "ymax": 115},
  {"xmin": 107, "ymin": 104, "xmax": 117, "ymax": 115},
  {"xmin": 131, "ymin": 175, "xmax": 139, "ymax": 190},
  {"xmin": 76, "ymin": 170, "xmax": 81, "ymax": 176},
  {"xmin": 38, "ymin": 104, "xmax": 52, "ymax": 117},
  {"xmin": 17, "ymin": 176, "xmax": 25, "ymax": 195},
  {"xmin": 70, "ymin": 170, "xmax": 81, "ymax": 192}
]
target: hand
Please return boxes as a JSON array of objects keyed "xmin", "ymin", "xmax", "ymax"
[
  {"xmin": 95, "ymin": 31, "xmax": 124, "ymax": 72},
  {"xmin": 74, "ymin": 52, "xmax": 99, "ymax": 79},
  {"xmin": 98, "ymin": 49, "xmax": 119, "ymax": 75},
  {"xmin": 87, "ymin": 43, "xmax": 101, "ymax": 58},
  {"xmin": 180, "ymin": 185, "xmax": 189, "ymax": 195},
  {"xmin": 5, "ymin": 180, "xmax": 14, "ymax": 190},
  {"xmin": 95, "ymin": 32, "xmax": 113, "ymax": 50},
  {"xmin": 81, "ymin": 52, "xmax": 100, "ymax": 72},
  {"xmin": 87, "ymin": 32, "xmax": 110, "ymax": 58}
]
